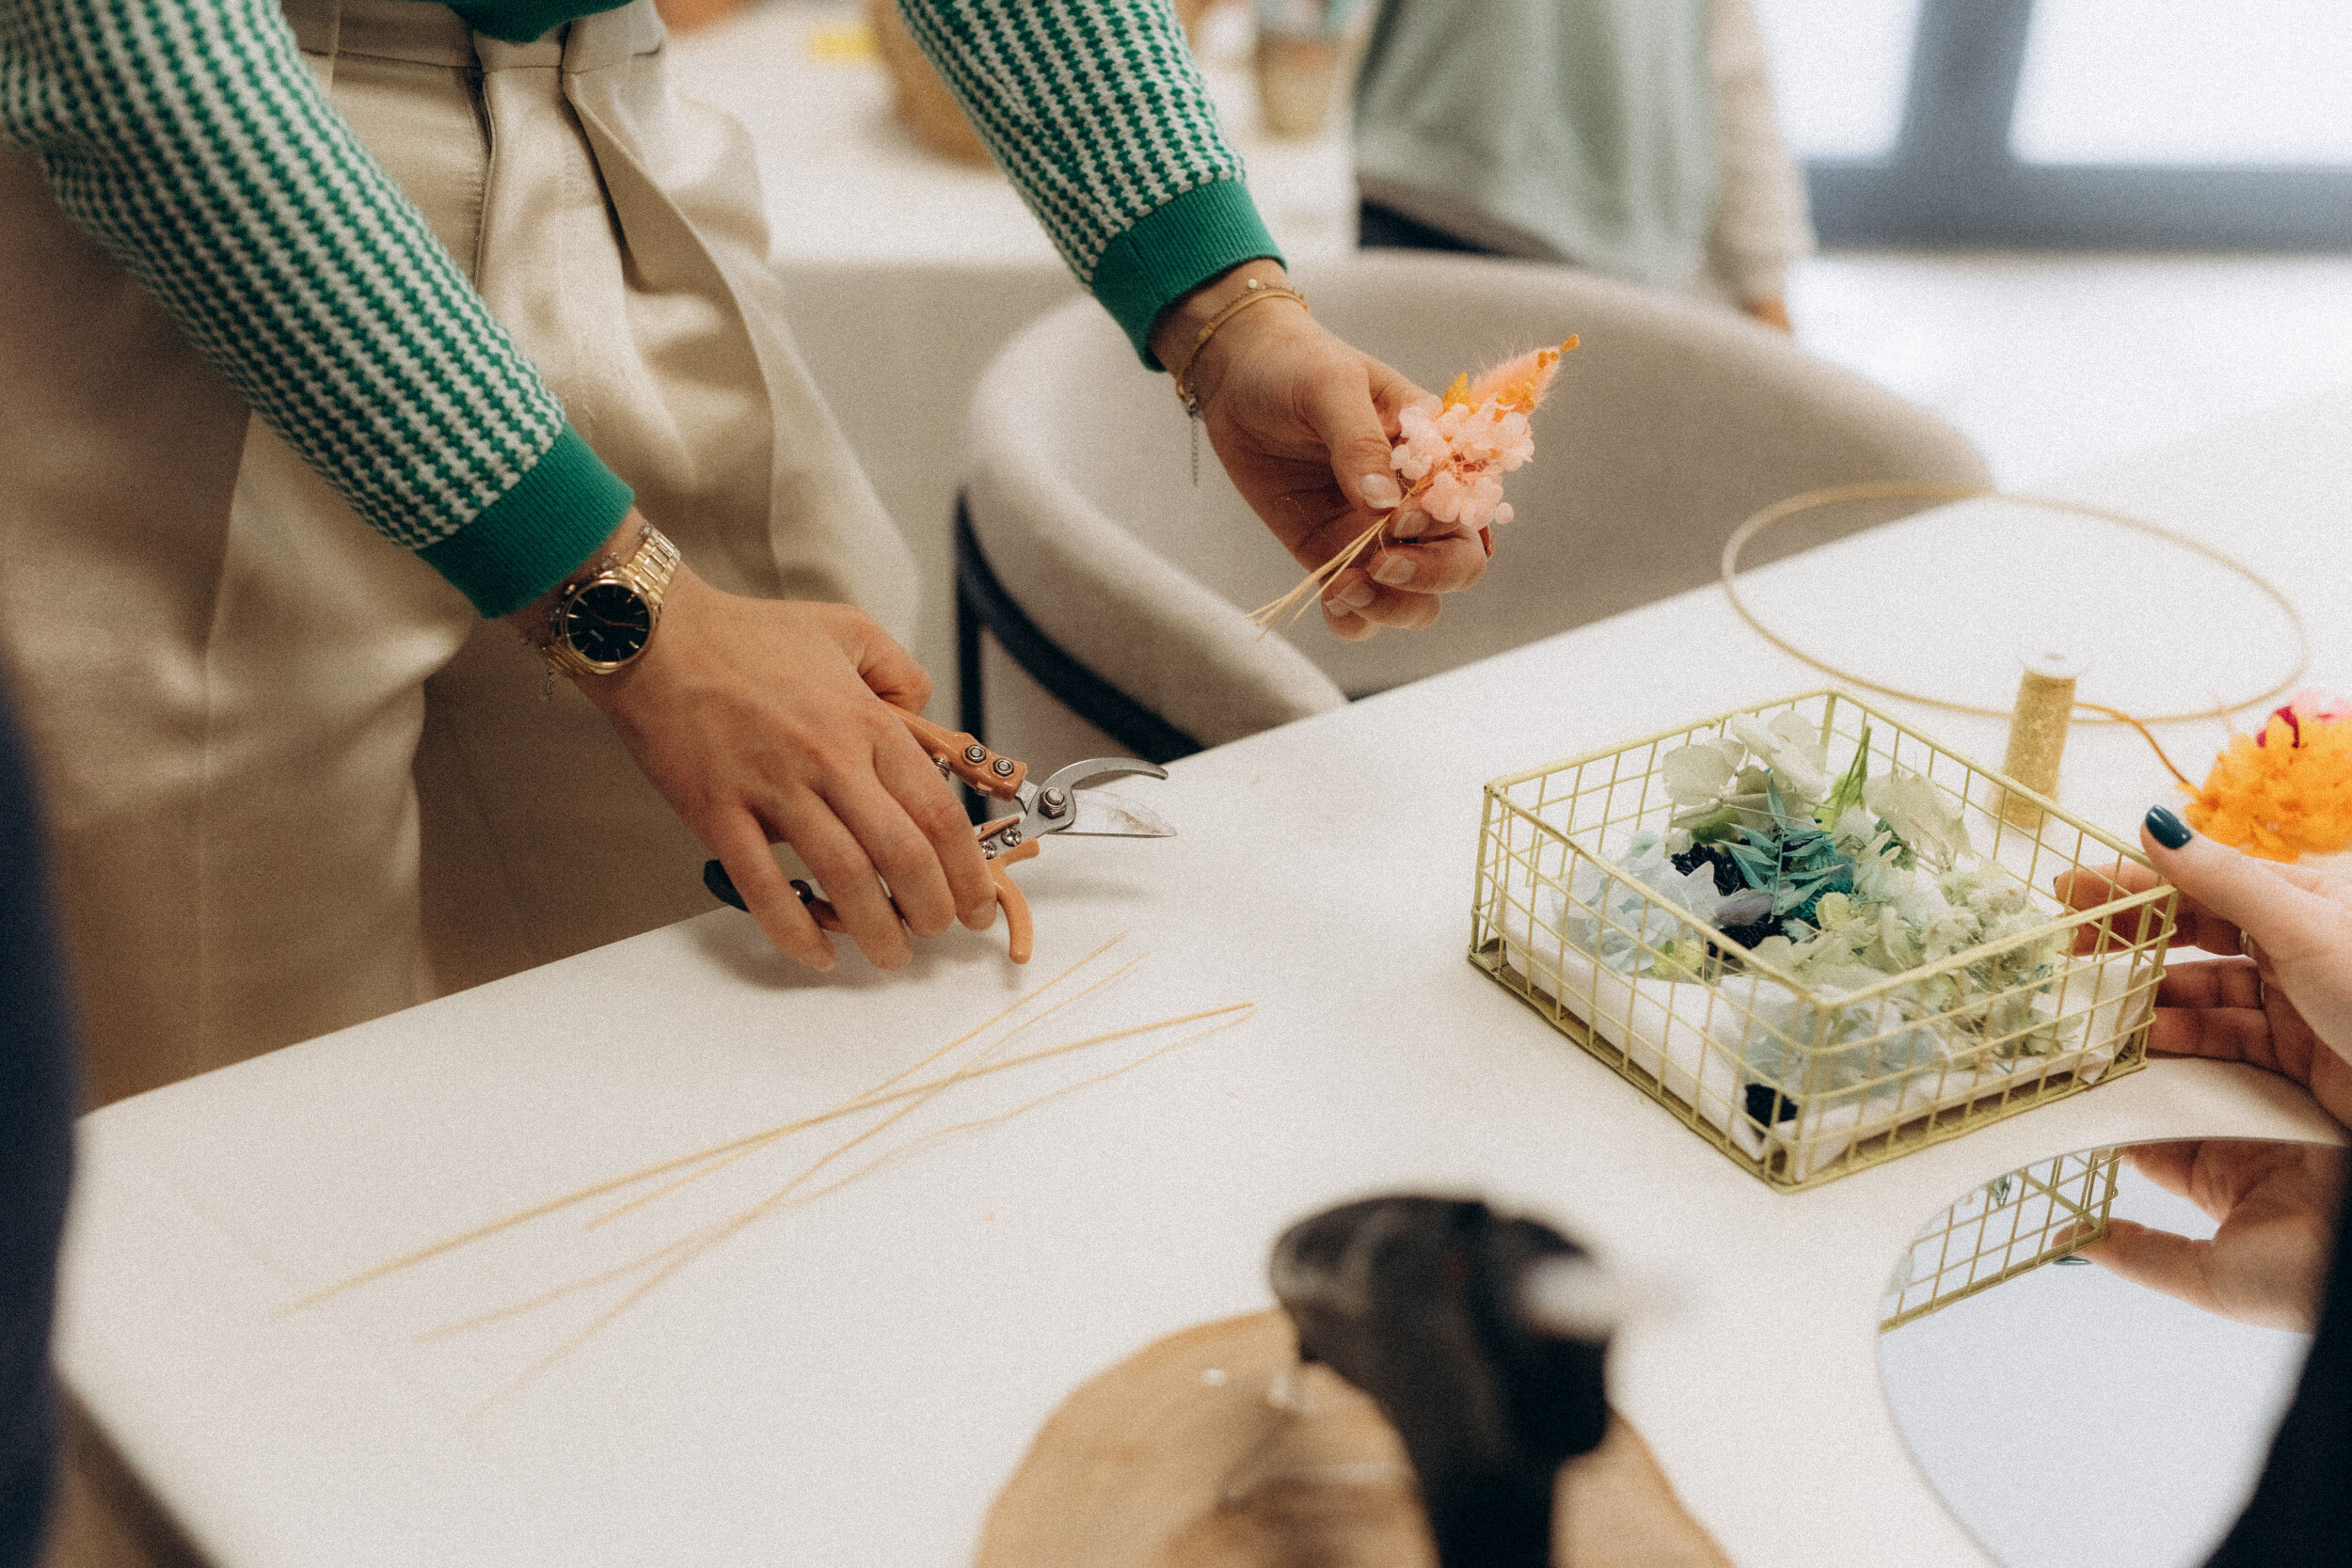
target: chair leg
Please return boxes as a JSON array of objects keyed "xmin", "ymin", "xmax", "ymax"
[
  {"xmin": 955, "ymin": 534, "xmax": 991, "ymax": 826},
  {"xmin": 951, "ymin": 497, "xmax": 1203, "ymax": 768}
]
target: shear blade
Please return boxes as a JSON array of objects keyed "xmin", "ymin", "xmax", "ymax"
[
  {"xmin": 1037, "ymin": 756, "xmax": 1169, "ymax": 796},
  {"xmin": 1057, "ymin": 786, "xmax": 1175, "ymax": 838}
]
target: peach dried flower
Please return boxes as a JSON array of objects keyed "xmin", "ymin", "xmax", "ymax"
[{"xmin": 1385, "ymin": 341, "xmax": 1573, "ymax": 532}]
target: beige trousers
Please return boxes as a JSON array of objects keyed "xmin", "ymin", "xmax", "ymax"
[{"xmin": 0, "ymin": 0, "xmax": 914, "ymax": 1106}]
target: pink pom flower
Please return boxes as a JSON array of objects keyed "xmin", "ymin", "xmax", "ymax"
[{"xmin": 2257, "ymin": 688, "xmax": 2352, "ymax": 747}]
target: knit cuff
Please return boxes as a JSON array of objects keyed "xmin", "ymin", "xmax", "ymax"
[
  {"xmin": 417, "ymin": 424, "xmax": 636, "ymax": 617},
  {"xmin": 1089, "ymin": 178, "xmax": 1285, "ymax": 369}
]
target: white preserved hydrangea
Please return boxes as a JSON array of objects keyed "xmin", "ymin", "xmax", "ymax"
[{"xmin": 1551, "ymin": 722, "xmax": 2082, "ymax": 1110}]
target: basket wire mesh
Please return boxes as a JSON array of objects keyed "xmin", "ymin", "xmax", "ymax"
[
  {"xmin": 1470, "ymin": 690, "xmax": 2177, "ymax": 1189},
  {"xmin": 1882, "ymin": 1148, "xmax": 2122, "ymax": 1330}
]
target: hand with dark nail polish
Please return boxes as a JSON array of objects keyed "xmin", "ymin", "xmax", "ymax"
[{"xmin": 2052, "ymin": 807, "xmax": 2352, "ymax": 1118}]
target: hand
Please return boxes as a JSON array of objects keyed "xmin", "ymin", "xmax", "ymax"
[
  {"xmin": 2075, "ymin": 1139, "xmax": 2344, "ymax": 1331},
  {"xmin": 2055, "ymin": 808, "xmax": 2352, "ymax": 1125},
  {"xmin": 1151, "ymin": 262, "xmax": 1490, "ymax": 642},
  {"xmin": 519, "ymin": 522, "xmax": 995, "ymax": 972}
]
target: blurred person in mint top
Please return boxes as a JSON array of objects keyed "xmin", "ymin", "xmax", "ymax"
[
  {"xmin": 0, "ymin": 0, "xmax": 1487, "ymax": 1106},
  {"xmin": 1353, "ymin": 0, "xmax": 1813, "ymax": 331}
]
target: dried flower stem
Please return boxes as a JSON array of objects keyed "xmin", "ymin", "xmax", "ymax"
[
  {"xmin": 459, "ymin": 1003, "xmax": 1255, "ymax": 1422},
  {"xmin": 1246, "ymin": 511, "xmax": 1394, "ymax": 636},
  {"xmin": 580, "ymin": 952, "xmax": 1143, "ymax": 1228},
  {"xmin": 279, "ymin": 934, "xmax": 1136, "ymax": 1314}
]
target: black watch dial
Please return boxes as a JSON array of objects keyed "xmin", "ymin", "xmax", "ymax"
[{"xmin": 564, "ymin": 579, "xmax": 654, "ymax": 666}]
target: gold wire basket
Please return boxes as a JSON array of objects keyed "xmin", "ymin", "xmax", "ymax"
[
  {"xmin": 1881, "ymin": 1147, "xmax": 2122, "ymax": 1330},
  {"xmin": 1470, "ymin": 690, "xmax": 2178, "ymax": 1190}
]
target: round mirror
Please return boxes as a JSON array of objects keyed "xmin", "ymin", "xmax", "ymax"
[{"xmin": 1878, "ymin": 1139, "xmax": 2342, "ymax": 1568}]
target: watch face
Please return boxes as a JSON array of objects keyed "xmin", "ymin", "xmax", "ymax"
[{"xmin": 564, "ymin": 580, "xmax": 654, "ymax": 667}]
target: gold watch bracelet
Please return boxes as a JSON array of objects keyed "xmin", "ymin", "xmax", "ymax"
[{"xmin": 522, "ymin": 520, "xmax": 680, "ymax": 681}]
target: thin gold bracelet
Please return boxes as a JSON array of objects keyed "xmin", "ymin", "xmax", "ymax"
[{"xmin": 1169, "ymin": 278, "xmax": 1310, "ymax": 415}]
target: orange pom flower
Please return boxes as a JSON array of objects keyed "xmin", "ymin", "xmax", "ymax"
[{"xmin": 2184, "ymin": 709, "xmax": 2352, "ymax": 862}]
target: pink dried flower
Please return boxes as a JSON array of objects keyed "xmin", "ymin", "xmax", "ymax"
[
  {"xmin": 1247, "ymin": 338, "xmax": 1577, "ymax": 637},
  {"xmin": 1383, "ymin": 339, "xmax": 1574, "ymax": 532},
  {"xmin": 2257, "ymin": 688, "xmax": 2352, "ymax": 747}
]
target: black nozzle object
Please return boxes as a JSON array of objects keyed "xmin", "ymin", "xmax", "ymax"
[
  {"xmin": 703, "ymin": 860, "xmax": 746, "ymax": 911},
  {"xmin": 1268, "ymin": 1196, "xmax": 1611, "ymax": 1568}
]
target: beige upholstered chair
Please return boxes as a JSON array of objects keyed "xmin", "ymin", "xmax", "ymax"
[{"xmin": 958, "ymin": 252, "xmax": 1989, "ymax": 766}]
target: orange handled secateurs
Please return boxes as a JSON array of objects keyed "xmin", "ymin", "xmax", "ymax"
[{"xmin": 702, "ymin": 711, "xmax": 1172, "ymax": 963}]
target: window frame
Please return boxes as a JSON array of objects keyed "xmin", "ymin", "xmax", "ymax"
[{"xmin": 1806, "ymin": 0, "xmax": 2352, "ymax": 247}]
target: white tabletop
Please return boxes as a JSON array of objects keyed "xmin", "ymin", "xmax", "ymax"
[{"xmin": 56, "ymin": 389, "xmax": 2352, "ymax": 1567}]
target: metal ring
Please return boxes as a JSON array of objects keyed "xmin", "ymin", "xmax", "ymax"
[
  {"xmin": 1720, "ymin": 484, "xmax": 2309, "ymax": 723},
  {"xmin": 2239, "ymin": 930, "xmax": 2269, "ymax": 1008}
]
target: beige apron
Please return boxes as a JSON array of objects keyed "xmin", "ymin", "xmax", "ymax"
[{"xmin": 0, "ymin": 0, "xmax": 914, "ymax": 1106}]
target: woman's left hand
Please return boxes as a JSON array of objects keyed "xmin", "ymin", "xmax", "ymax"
[
  {"xmin": 1152, "ymin": 262, "xmax": 1491, "ymax": 642},
  {"xmin": 2058, "ymin": 813, "xmax": 2352, "ymax": 1121}
]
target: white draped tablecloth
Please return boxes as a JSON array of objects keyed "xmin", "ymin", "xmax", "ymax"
[{"xmin": 55, "ymin": 391, "xmax": 2352, "ymax": 1565}]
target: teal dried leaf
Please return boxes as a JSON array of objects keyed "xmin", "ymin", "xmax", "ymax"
[
  {"xmin": 1719, "ymin": 779, "xmax": 1856, "ymax": 921},
  {"xmin": 1723, "ymin": 837, "xmax": 1778, "ymax": 887}
]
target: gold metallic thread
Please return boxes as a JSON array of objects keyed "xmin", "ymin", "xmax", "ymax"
[{"xmin": 1999, "ymin": 655, "xmax": 2081, "ymax": 828}]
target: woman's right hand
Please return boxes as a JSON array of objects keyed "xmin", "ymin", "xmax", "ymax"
[
  {"xmin": 2058, "ymin": 807, "xmax": 2352, "ymax": 1328},
  {"xmin": 550, "ymin": 550, "xmax": 997, "ymax": 974}
]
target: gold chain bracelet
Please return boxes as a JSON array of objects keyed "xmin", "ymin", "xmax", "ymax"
[
  {"xmin": 1169, "ymin": 278, "xmax": 1310, "ymax": 417},
  {"xmin": 1170, "ymin": 278, "xmax": 1308, "ymax": 483}
]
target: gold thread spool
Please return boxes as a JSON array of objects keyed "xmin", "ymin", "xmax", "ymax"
[{"xmin": 2000, "ymin": 648, "xmax": 2088, "ymax": 828}]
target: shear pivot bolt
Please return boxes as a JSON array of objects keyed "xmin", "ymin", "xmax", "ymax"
[
  {"xmin": 964, "ymin": 744, "xmax": 988, "ymax": 764},
  {"xmin": 992, "ymin": 757, "xmax": 1016, "ymax": 777},
  {"xmin": 1000, "ymin": 827, "xmax": 1023, "ymax": 847},
  {"xmin": 1040, "ymin": 787, "xmax": 1070, "ymax": 818}
]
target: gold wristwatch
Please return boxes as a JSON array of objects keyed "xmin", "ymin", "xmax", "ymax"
[{"xmin": 530, "ymin": 523, "xmax": 682, "ymax": 679}]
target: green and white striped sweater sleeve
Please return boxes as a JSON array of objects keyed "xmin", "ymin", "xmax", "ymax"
[
  {"xmin": 0, "ymin": 0, "xmax": 629, "ymax": 617},
  {"xmin": 895, "ymin": 0, "xmax": 1282, "ymax": 365}
]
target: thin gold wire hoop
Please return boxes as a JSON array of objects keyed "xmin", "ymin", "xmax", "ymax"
[{"xmin": 1719, "ymin": 482, "xmax": 2310, "ymax": 724}]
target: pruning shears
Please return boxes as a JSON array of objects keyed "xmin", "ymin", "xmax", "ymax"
[{"xmin": 701, "ymin": 710, "xmax": 1172, "ymax": 963}]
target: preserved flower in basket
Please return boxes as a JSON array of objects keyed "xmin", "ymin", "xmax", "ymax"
[{"xmin": 1471, "ymin": 691, "xmax": 2179, "ymax": 1189}]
